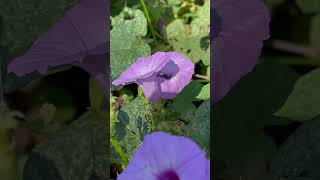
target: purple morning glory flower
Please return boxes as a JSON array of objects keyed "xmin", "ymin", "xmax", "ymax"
[
  {"xmin": 112, "ymin": 51, "xmax": 194, "ymax": 103},
  {"xmin": 118, "ymin": 131, "xmax": 210, "ymax": 180},
  {"xmin": 212, "ymin": 0, "xmax": 270, "ymax": 103},
  {"xmin": 7, "ymin": 0, "xmax": 108, "ymax": 89}
]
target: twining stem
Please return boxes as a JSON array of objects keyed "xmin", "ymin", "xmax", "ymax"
[
  {"xmin": 110, "ymin": 138, "xmax": 129, "ymax": 169},
  {"xmin": 268, "ymin": 39, "xmax": 318, "ymax": 58},
  {"xmin": 194, "ymin": 74, "xmax": 210, "ymax": 80},
  {"xmin": 139, "ymin": 0, "xmax": 159, "ymax": 39}
]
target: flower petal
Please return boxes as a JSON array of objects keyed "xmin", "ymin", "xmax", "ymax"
[
  {"xmin": 212, "ymin": 0, "xmax": 270, "ymax": 103},
  {"xmin": 136, "ymin": 76, "xmax": 161, "ymax": 104},
  {"xmin": 8, "ymin": 0, "xmax": 108, "ymax": 76},
  {"xmin": 176, "ymin": 155, "xmax": 210, "ymax": 180},
  {"xmin": 113, "ymin": 51, "xmax": 194, "ymax": 103},
  {"xmin": 118, "ymin": 132, "xmax": 209, "ymax": 180},
  {"xmin": 159, "ymin": 52, "xmax": 194, "ymax": 99},
  {"xmin": 74, "ymin": 54, "xmax": 108, "ymax": 90},
  {"xmin": 112, "ymin": 52, "xmax": 168, "ymax": 86}
]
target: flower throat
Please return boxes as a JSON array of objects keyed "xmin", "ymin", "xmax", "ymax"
[{"xmin": 157, "ymin": 72, "xmax": 172, "ymax": 80}]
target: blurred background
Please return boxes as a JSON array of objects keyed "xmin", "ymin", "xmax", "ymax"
[{"xmin": 263, "ymin": 0, "xmax": 319, "ymax": 74}]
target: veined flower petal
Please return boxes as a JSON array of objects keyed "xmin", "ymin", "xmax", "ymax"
[
  {"xmin": 159, "ymin": 52, "xmax": 194, "ymax": 99},
  {"xmin": 118, "ymin": 132, "xmax": 210, "ymax": 180},
  {"xmin": 112, "ymin": 51, "xmax": 194, "ymax": 103},
  {"xmin": 212, "ymin": 0, "xmax": 270, "ymax": 103},
  {"xmin": 136, "ymin": 76, "xmax": 162, "ymax": 104},
  {"xmin": 112, "ymin": 52, "xmax": 168, "ymax": 86}
]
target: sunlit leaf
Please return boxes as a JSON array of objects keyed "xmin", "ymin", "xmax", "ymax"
[{"xmin": 110, "ymin": 8, "xmax": 151, "ymax": 84}]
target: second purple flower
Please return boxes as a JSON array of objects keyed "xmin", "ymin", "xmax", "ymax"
[{"xmin": 112, "ymin": 51, "xmax": 194, "ymax": 103}]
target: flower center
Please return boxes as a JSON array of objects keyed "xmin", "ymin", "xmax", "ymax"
[
  {"xmin": 157, "ymin": 72, "xmax": 172, "ymax": 80},
  {"xmin": 157, "ymin": 169, "xmax": 180, "ymax": 180},
  {"xmin": 156, "ymin": 60, "xmax": 178, "ymax": 80}
]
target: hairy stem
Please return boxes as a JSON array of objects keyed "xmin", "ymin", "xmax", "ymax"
[
  {"xmin": 139, "ymin": 0, "xmax": 157, "ymax": 39},
  {"xmin": 194, "ymin": 74, "xmax": 210, "ymax": 80}
]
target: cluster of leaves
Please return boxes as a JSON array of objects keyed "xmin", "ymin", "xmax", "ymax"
[
  {"xmin": 110, "ymin": 0, "xmax": 210, "ymax": 174},
  {"xmin": 212, "ymin": 0, "xmax": 320, "ymax": 179}
]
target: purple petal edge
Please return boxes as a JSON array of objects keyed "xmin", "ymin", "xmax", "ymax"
[
  {"xmin": 112, "ymin": 51, "xmax": 194, "ymax": 103},
  {"xmin": 7, "ymin": 0, "xmax": 108, "ymax": 85},
  {"xmin": 212, "ymin": 0, "xmax": 270, "ymax": 103}
]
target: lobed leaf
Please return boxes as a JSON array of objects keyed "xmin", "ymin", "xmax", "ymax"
[
  {"xmin": 196, "ymin": 83, "xmax": 210, "ymax": 100},
  {"xmin": 187, "ymin": 100, "xmax": 210, "ymax": 157},
  {"xmin": 166, "ymin": 0, "xmax": 210, "ymax": 65},
  {"xmin": 110, "ymin": 8, "xmax": 151, "ymax": 84},
  {"xmin": 170, "ymin": 81, "xmax": 203, "ymax": 113},
  {"xmin": 114, "ymin": 96, "xmax": 151, "ymax": 159}
]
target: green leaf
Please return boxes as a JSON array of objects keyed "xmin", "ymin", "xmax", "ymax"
[
  {"xmin": 187, "ymin": 100, "xmax": 210, "ymax": 157},
  {"xmin": 0, "ymin": 105, "xmax": 19, "ymax": 180},
  {"xmin": 213, "ymin": 61, "xmax": 298, "ymax": 179},
  {"xmin": 110, "ymin": 140, "xmax": 122, "ymax": 165},
  {"xmin": 270, "ymin": 116, "xmax": 320, "ymax": 179},
  {"xmin": 23, "ymin": 152, "xmax": 62, "ymax": 180},
  {"xmin": 310, "ymin": 14, "xmax": 320, "ymax": 50},
  {"xmin": 0, "ymin": 0, "xmax": 79, "ymax": 56},
  {"xmin": 296, "ymin": 0, "xmax": 320, "ymax": 14},
  {"xmin": 38, "ymin": 103, "xmax": 56, "ymax": 125},
  {"xmin": 275, "ymin": 68, "xmax": 320, "ymax": 121},
  {"xmin": 31, "ymin": 111, "xmax": 108, "ymax": 180},
  {"xmin": 196, "ymin": 83, "xmax": 210, "ymax": 100},
  {"xmin": 110, "ymin": 8, "xmax": 151, "ymax": 84},
  {"xmin": 110, "ymin": 0, "xmax": 126, "ymax": 16},
  {"xmin": 114, "ymin": 96, "xmax": 151, "ymax": 159},
  {"xmin": 147, "ymin": 102, "xmax": 185, "ymax": 135},
  {"xmin": 166, "ymin": 0, "xmax": 210, "ymax": 65},
  {"xmin": 89, "ymin": 78, "xmax": 106, "ymax": 113},
  {"xmin": 170, "ymin": 81, "xmax": 203, "ymax": 113},
  {"xmin": 145, "ymin": 0, "xmax": 173, "ymax": 26},
  {"xmin": 110, "ymin": 138, "xmax": 128, "ymax": 167},
  {"xmin": 110, "ymin": 95, "xmax": 117, "ymax": 136},
  {"xmin": 206, "ymin": 65, "xmax": 210, "ymax": 79},
  {"xmin": 167, "ymin": 0, "xmax": 181, "ymax": 6}
]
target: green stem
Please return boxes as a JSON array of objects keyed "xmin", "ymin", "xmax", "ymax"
[
  {"xmin": 269, "ymin": 39, "xmax": 317, "ymax": 58},
  {"xmin": 194, "ymin": 79, "xmax": 210, "ymax": 83},
  {"xmin": 194, "ymin": 74, "xmax": 210, "ymax": 80},
  {"xmin": 110, "ymin": 138, "xmax": 129, "ymax": 168},
  {"xmin": 139, "ymin": 0, "xmax": 157, "ymax": 39}
]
